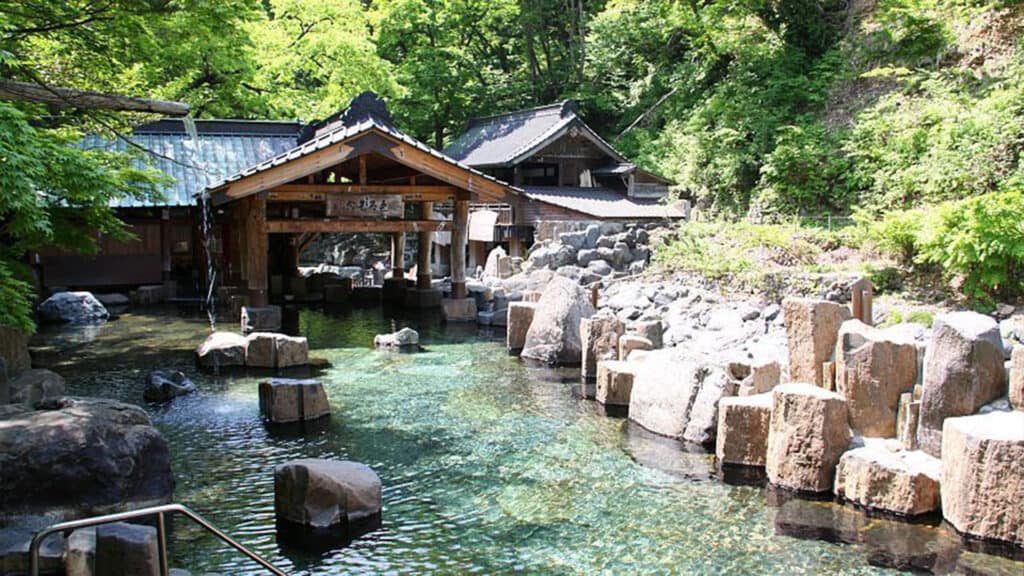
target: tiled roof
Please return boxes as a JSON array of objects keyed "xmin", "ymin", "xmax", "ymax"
[
  {"xmin": 445, "ymin": 101, "xmax": 627, "ymax": 168},
  {"xmin": 522, "ymin": 186, "xmax": 687, "ymax": 220},
  {"xmin": 210, "ymin": 112, "xmax": 519, "ymax": 199},
  {"xmin": 81, "ymin": 119, "xmax": 300, "ymax": 208}
]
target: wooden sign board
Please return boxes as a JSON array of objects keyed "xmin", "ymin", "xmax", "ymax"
[{"xmin": 327, "ymin": 194, "xmax": 404, "ymax": 219}]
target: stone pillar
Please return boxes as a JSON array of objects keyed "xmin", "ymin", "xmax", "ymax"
[
  {"xmin": 417, "ymin": 202, "xmax": 433, "ymax": 290},
  {"xmin": 451, "ymin": 199, "xmax": 469, "ymax": 299},
  {"xmin": 391, "ymin": 232, "xmax": 405, "ymax": 278}
]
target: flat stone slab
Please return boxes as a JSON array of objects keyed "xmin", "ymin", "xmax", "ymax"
[
  {"xmin": 716, "ymin": 392, "xmax": 772, "ymax": 467},
  {"xmin": 834, "ymin": 444, "xmax": 941, "ymax": 516},
  {"xmin": 941, "ymin": 410, "xmax": 1024, "ymax": 545},
  {"xmin": 258, "ymin": 378, "xmax": 330, "ymax": 424}
]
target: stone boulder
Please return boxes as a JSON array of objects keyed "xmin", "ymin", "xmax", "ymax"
[
  {"xmin": 258, "ymin": 378, "xmax": 330, "ymax": 424},
  {"xmin": 631, "ymin": 320, "xmax": 663, "ymax": 349},
  {"xmin": 941, "ymin": 411, "xmax": 1024, "ymax": 545},
  {"xmin": 245, "ymin": 332, "xmax": 278, "ymax": 368},
  {"xmin": 1011, "ymin": 346, "xmax": 1023, "ymax": 410},
  {"xmin": 595, "ymin": 360, "xmax": 636, "ymax": 407},
  {"xmin": 196, "ymin": 331, "xmax": 247, "ymax": 368},
  {"xmin": 276, "ymin": 335, "xmax": 309, "ymax": 368},
  {"xmin": 9, "ymin": 369, "xmax": 65, "ymax": 405},
  {"xmin": 373, "ymin": 327, "xmax": 419, "ymax": 349},
  {"xmin": 834, "ymin": 321, "xmax": 918, "ymax": 437},
  {"xmin": 95, "ymin": 293, "xmax": 131, "ymax": 307},
  {"xmin": 96, "ymin": 523, "xmax": 159, "ymax": 576},
  {"xmin": 918, "ymin": 311, "xmax": 1007, "ymax": 457},
  {"xmin": 580, "ymin": 313, "xmax": 624, "ymax": 383},
  {"xmin": 729, "ymin": 359, "xmax": 780, "ymax": 397},
  {"xmin": 37, "ymin": 292, "xmax": 109, "ymax": 325},
  {"xmin": 766, "ymin": 383, "xmax": 851, "ymax": 493},
  {"xmin": 142, "ymin": 370, "xmax": 195, "ymax": 403},
  {"xmin": 683, "ymin": 365, "xmax": 736, "ymax": 448},
  {"xmin": 618, "ymin": 335, "xmax": 653, "ymax": 360},
  {"xmin": 521, "ymin": 276, "xmax": 595, "ymax": 365},
  {"xmin": 834, "ymin": 444, "xmax": 941, "ymax": 516},
  {"xmin": 0, "ymin": 398, "xmax": 173, "ymax": 516},
  {"xmin": 240, "ymin": 305, "xmax": 282, "ymax": 334},
  {"xmin": 274, "ymin": 459, "xmax": 382, "ymax": 528},
  {"xmin": 716, "ymin": 392, "xmax": 773, "ymax": 467},
  {"xmin": 506, "ymin": 302, "xmax": 536, "ymax": 354},
  {"xmin": 783, "ymin": 298, "xmax": 851, "ymax": 387}
]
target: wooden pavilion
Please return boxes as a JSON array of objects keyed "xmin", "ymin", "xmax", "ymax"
[{"xmin": 207, "ymin": 93, "xmax": 517, "ymax": 309}]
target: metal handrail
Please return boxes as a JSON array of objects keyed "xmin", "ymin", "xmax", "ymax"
[{"xmin": 29, "ymin": 503, "xmax": 286, "ymax": 576}]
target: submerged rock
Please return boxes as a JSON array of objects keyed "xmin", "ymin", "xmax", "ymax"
[
  {"xmin": 37, "ymin": 292, "xmax": 109, "ymax": 325},
  {"xmin": 373, "ymin": 327, "xmax": 419, "ymax": 349},
  {"xmin": 0, "ymin": 398, "xmax": 174, "ymax": 516},
  {"xmin": 274, "ymin": 459, "xmax": 382, "ymax": 528},
  {"xmin": 143, "ymin": 370, "xmax": 196, "ymax": 403}
]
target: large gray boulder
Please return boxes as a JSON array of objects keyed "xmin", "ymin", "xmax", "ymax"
[
  {"xmin": 521, "ymin": 276, "xmax": 595, "ymax": 365},
  {"xmin": 143, "ymin": 370, "xmax": 195, "ymax": 403},
  {"xmin": 9, "ymin": 368, "xmax": 65, "ymax": 405},
  {"xmin": 918, "ymin": 311, "xmax": 1007, "ymax": 457},
  {"xmin": 37, "ymin": 292, "xmax": 109, "ymax": 325},
  {"xmin": 0, "ymin": 398, "xmax": 174, "ymax": 516},
  {"xmin": 834, "ymin": 321, "xmax": 918, "ymax": 437},
  {"xmin": 274, "ymin": 459, "xmax": 382, "ymax": 528},
  {"xmin": 941, "ymin": 411, "xmax": 1024, "ymax": 545}
]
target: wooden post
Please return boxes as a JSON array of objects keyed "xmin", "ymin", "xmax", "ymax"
[
  {"xmin": 160, "ymin": 208, "xmax": 172, "ymax": 281},
  {"xmin": 245, "ymin": 194, "xmax": 269, "ymax": 306},
  {"xmin": 509, "ymin": 233, "xmax": 522, "ymax": 258},
  {"xmin": 850, "ymin": 278, "xmax": 874, "ymax": 326},
  {"xmin": 417, "ymin": 202, "xmax": 433, "ymax": 289},
  {"xmin": 391, "ymin": 232, "xmax": 405, "ymax": 278},
  {"xmin": 451, "ymin": 199, "xmax": 469, "ymax": 299}
]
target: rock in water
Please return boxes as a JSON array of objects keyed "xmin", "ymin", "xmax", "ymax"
[
  {"xmin": 941, "ymin": 411, "xmax": 1024, "ymax": 545},
  {"xmin": 37, "ymin": 291, "xmax": 109, "ymax": 325},
  {"xmin": 716, "ymin": 392, "xmax": 773, "ymax": 467},
  {"xmin": 258, "ymin": 378, "xmax": 331, "ymax": 424},
  {"xmin": 143, "ymin": 370, "xmax": 196, "ymax": 403},
  {"xmin": 595, "ymin": 360, "xmax": 637, "ymax": 407},
  {"xmin": 373, "ymin": 327, "xmax": 419, "ymax": 349},
  {"xmin": 766, "ymin": 383, "xmax": 850, "ymax": 493},
  {"xmin": 9, "ymin": 368, "xmax": 65, "ymax": 405},
  {"xmin": 0, "ymin": 398, "xmax": 174, "ymax": 516},
  {"xmin": 96, "ymin": 523, "xmax": 159, "ymax": 576},
  {"xmin": 834, "ymin": 321, "xmax": 918, "ymax": 437},
  {"xmin": 521, "ymin": 276, "xmax": 595, "ymax": 365},
  {"xmin": 834, "ymin": 444, "xmax": 941, "ymax": 516},
  {"xmin": 196, "ymin": 331, "xmax": 247, "ymax": 368},
  {"xmin": 580, "ymin": 313, "xmax": 624, "ymax": 384},
  {"xmin": 506, "ymin": 302, "xmax": 536, "ymax": 354},
  {"xmin": 783, "ymin": 298, "xmax": 851, "ymax": 387},
  {"xmin": 274, "ymin": 459, "xmax": 382, "ymax": 528},
  {"xmin": 918, "ymin": 311, "xmax": 1007, "ymax": 457}
]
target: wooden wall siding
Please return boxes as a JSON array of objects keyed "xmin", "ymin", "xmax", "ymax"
[
  {"xmin": 527, "ymin": 133, "xmax": 612, "ymax": 188},
  {"xmin": 519, "ymin": 198, "xmax": 593, "ymax": 223}
]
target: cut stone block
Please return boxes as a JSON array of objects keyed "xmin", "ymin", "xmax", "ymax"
[
  {"xmin": 442, "ymin": 298, "xmax": 477, "ymax": 322},
  {"xmin": 506, "ymin": 302, "xmax": 536, "ymax": 354},
  {"xmin": 918, "ymin": 311, "xmax": 1007, "ymax": 457},
  {"xmin": 632, "ymin": 320, "xmax": 663, "ymax": 349},
  {"xmin": 275, "ymin": 335, "xmax": 309, "ymax": 368},
  {"xmin": 275, "ymin": 459, "xmax": 382, "ymax": 528},
  {"xmin": 595, "ymin": 360, "xmax": 637, "ymax": 406},
  {"xmin": 941, "ymin": 411, "xmax": 1024, "ymax": 545},
  {"xmin": 834, "ymin": 445, "xmax": 941, "ymax": 516},
  {"xmin": 65, "ymin": 527, "xmax": 96, "ymax": 576},
  {"xmin": 783, "ymin": 298, "xmax": 851, "ymax": 387},
  {"xmin": 834, "ymin": 320, "xmax": 918, "ymax": 437},
  {"xmin": 96, "ymin": 522, "xmax": 159, "ymax": 576},
  {"xmin": 1011, "ymin": 346, "xmax": 1023, "ymax": 411},
  {"xmin": 258, "ymin": 378, "xmax": 330, "ymax": 423},
  {"xmin": 0, "ymin": 520, "xmax": 64, "ymax": 575},
  {"xmin": 766, "ymin": 383, "xmax": 851, "ymax": 493},
  {"xmin": 618, "ymin": 335, "xmax": 653, "ymax": 360},
  {"xmin": 896, "ymin": 392, "xmax": 921, "ymax": 450},
  {"xmin": 196, "ymin": 331, "xmax": 247, "ymax": 368},
  {"xmin": 522, "ymin": 290, "xmax": 542, "ymax": 303},
  {"xmin": 241, "ymin": 305, "xmax": 282, "ymax": 334},
  {"xmin": 245, "ymin": 332, "xmax": 277, "ymax": 368},
  {"xmin": 580, "ymin": 314, "xmax": 624, "ymax": 382},
  {"xmin": 731, "ymin": 360, "xmax": 781, "ymax": 397},
  {"xmin": 716, "ymin": 392, "xmax": 773, "ymax": 467}
]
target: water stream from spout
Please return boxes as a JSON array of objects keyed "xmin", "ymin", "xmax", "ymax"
[{"xmin": 182, "ymin": 116, "xmax": 218, "ymax": 331}]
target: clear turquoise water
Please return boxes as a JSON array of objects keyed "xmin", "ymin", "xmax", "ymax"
[{"xmin": 33, "ymin": 306, "xmax": 1024, "ymax": 575}]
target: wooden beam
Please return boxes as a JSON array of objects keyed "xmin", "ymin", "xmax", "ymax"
[
  {"xmin": 0, "ymin": 79, "xmax": 190, "ymax": 116},
  {"xmin": 359, "ymin": 155, "xmax": 367, "ymax": 187},
  {"xmin": 266, "ymin": 219, "xmax": 452, "ymax": 234},
  {"xmin": 266, "ymin": 184, "xmax": 457, "ymax": 204},
  {"xmin": 214, "ymin": 143, "xmax": 358, "ymax": 205}
]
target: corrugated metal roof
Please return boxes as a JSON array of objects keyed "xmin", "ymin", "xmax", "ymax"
[
  {"xmin": 444, "ymin": 101, "xmax": 628, "ymax": 168},
  {"xmin": 80, "ymin": 121, "xmax": 299, "ymax": 208},
  {"xmin": 522, "ymin": 187, "xmax": 687, "ymax": 220},
  {"xmin": 211, "ymin": 114, "xmax": 519, "ymax": 199}
]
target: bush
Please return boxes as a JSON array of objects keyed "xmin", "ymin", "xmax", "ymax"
[
  {"xmin": 916, "ymin": 190, "xmax": 1024, "ymax": 299},
  {"xmin": 855, "ymin": 207, "xmax": 928, "ymax": 264}
]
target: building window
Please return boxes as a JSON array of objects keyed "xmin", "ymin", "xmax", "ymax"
[{"xmin": 521, "ymin": 163, "xmax": 558, "ymax": 186}]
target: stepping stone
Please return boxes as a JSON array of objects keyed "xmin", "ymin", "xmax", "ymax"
[
  {"xmin": 834, "ymin": 443, "xmax": 941, "ymax": 516},
  {"xmin": 274, "ymin": 459, "xmax": 382, "ymax": 528},
  {"xmin": 258, "ymin": 378, "xmax": 330, "ymax": 424},
  {"xmin": 196, "ymin": 332, "xmax": 247, "ymax": 368}
]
